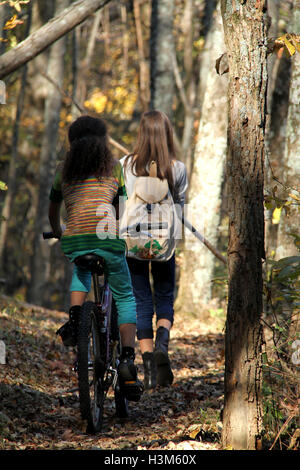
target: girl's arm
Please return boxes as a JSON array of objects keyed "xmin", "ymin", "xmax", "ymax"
[{"xmin": 48, "ymin": 201, "xmax": 63, "ymax": 238}]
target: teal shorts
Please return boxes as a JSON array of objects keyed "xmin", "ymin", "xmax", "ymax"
[{"xmin": 67, "ymin": 249, "xmax": 137, "ymax": 326}]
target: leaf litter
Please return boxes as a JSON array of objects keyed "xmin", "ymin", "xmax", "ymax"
[{"xmin": 0, "ymin": 295, "xmax": 224, "ymax": 450}]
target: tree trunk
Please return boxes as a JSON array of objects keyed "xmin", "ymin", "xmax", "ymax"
[
  {"xmin": 180, "ymin": 0, "xmax": 196, "ymax": 177},
  {"xmin": 265, "ymin": 0, "xmax": 292, "ymax": 257},
  {"xmin": 221, "ymin": 0, "xmax": 267, "ymax": 450},
  {"xmin": 134, "ymin": 0, "xmax": 150, "ymax": 111},
  {"xmin": 0, "ymin": 3, "xmax": 10, "ymax": 55},
  {"xmin": 27, "ymin": 0, "xmax": 69, "ymax": 306},
  {"xmin": 120, "ymin": 4, "xmax": 129, "ymax": 80},
  {"xmin": 276, "ymin": 0, "xmax": 300, "ymax": 260},
  {"xmin": 0, "ymin": 3, "xmax": 33, "ymax": 272},
  {"xmin": 26, "ymin": 0, "xmax": 55, "ymax": 109},
  {"xmin": 71, "ymin": 9, "xmax": 102, "ymax": 118},
  {"xmin": 0, "ymin": 0, "xmax": 112, "ymax": 80},
  {"xmin": 175, "ymin": 1, "xmax": 228, "ymax": 311},
  {"xmin": 150, "ymin": 0, "xmax": 175, "ymax": 119}
]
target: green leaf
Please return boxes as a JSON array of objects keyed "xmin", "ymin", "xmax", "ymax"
[{"xmin": 273, "ymin": 256, "xmax": 300, "ymax": 268}]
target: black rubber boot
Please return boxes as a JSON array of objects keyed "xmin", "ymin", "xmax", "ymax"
[
  {"xmin": 56, "ymin": 305, "xmax": 81, "ymax": 347},
  {"xmin": 118, "ymin": 347, "xmax": 144, "ymax": 401},
  {"xmin": 154, "ymin": 326, "xmax": 173, "ymax": 386},
  {"xmin": 142, "ymin": 352, "xmax": 157, "ymax": 390}
]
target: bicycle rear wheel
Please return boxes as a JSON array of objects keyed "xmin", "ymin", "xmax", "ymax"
[{"xmin": 77, "ymin": 301, "xmax": 105, "ymax": 433}]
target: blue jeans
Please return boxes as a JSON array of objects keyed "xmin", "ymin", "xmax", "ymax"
[
  {"xmin": 67, "ymin": 249, "xmax": 137, "ymax": 326},
  {"xmin": 126, "ymin": 255, "xmax": 175, "ymax": 340}
]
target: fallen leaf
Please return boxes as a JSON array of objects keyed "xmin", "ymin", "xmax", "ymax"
[
  {"xmin": 215, "ymin": 53, "xmax": 229, "ymax": 75},
  {"xmin": 188, "ymin": 423, "xmax": 202, "ymax": 439},
  {"xmin": 61, "ymin": 429, "xmax": 73, "ymax": 440}
]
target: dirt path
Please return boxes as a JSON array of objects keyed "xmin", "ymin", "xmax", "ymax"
[{"xmin": 0, "ymin": 296, "xmax": 225, "ymax": 450}]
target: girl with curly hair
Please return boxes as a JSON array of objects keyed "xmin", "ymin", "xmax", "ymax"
[{"xmin": 48, "ymin": 115, "xmax": 143, "ymax": 401}]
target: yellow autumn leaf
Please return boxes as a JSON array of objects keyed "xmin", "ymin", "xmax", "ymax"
[
  {"xmin": 8, "ymin": 0, "xmax": 30, "ymax": 12},
  {"xmin": 276, "ymin": 34, "xmax": 296, "ymax": 56},
  {"xmin": 188, "ymin": 424, "xmax": 202, "ymax": 439},
  {"xmin": 272, "ymin": 207, "xmax": 282, "ymax": 225},
  {"xmin": 106, "ymin": 101, "xmax": 113, "ymax": 113},
  {"xmin": 284, "ymin": 38, "xmax": 296, "ymax": 56},
  {"xmin": 289, "ymin": 192, "xmax": 300, "ymax": 202},
  {"xmin": 193, "ymin": 37, "xmax": 205, "ymax": 52},
  {"xmin": 4, "ymin": 14, "xmax": 23, "ymax": 30},
  {"xmin": 84, "ymin": 91, "xmax": 108, "ymax": 114}
]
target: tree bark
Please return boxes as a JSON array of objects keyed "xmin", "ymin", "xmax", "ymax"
[
  {"xmin": 0, "ymin": 0, "xmax": 112, "ymax": 80},
  {"xmin": 150, "ymin": 0, "xmax": 175, "ymax": 119},
  {"xmin": 221, "ymin": 0, "xmax": 267, "ymax": 450}
]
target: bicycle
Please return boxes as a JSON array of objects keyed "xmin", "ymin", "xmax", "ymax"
[
  {"xmin": 43, "ymin": 232, "xmax": 130, "ymax": 434},
  {"xmin": 43, "ymin": 222, "xmax": 165, "ymax": 433}
]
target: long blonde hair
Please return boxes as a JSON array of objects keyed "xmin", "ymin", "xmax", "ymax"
[{"xmin": 124, "ymin": 110, "xmax": 176, "ymax": 192}]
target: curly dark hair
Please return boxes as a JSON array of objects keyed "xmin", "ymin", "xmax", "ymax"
[{"xmin": 62, "ymin": 115, "xmax": 114, "ymax": 183}]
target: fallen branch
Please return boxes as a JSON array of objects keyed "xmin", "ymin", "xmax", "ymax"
[{"xmin": 0, "ymin": 0, "xmax": 112, "ymax": 80}]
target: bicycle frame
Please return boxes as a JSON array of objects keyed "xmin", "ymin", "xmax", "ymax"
[{"xmin": 42, "ymin": 231, "xmax": 128, "ymax": 432}]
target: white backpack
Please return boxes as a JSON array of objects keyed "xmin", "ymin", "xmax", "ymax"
[{"xmin": 120, "ymin": 161, "xmax": 180, "ymax": 261}]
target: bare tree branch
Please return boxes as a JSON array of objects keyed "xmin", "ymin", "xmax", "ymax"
[{"xmin": 171, "ymin": 51, "xmax": 193, "ymax": 115}]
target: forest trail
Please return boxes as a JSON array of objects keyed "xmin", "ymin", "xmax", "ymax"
[{"xmin": 0, "ymin": 295, "xmax": 224, "ymax": 450}]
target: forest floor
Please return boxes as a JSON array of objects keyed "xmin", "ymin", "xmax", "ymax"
[{"xmin": 0, "ymin": 294, "xmax": 225, "ymax": 451}]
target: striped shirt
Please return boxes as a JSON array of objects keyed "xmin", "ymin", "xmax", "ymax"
[{"xmin": 49, "ymin": 162, "xmax": 127, "ymax": 254}]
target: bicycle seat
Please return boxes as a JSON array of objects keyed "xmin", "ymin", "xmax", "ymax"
[{"xmin": 74, "ymin": 254, "xmax": 105, "ymax": 275}]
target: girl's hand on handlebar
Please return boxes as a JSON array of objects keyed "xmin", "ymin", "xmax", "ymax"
[
  {"xmin": 52, "ymin": 226, "xmax": 63, "ymax": 239},
  {"xmin": 43, "ymin": 224, "xmax": 65, "ymax": 240},
  {"xmin": 53, "ymin": 229, "xmax": 62, "ymax": 239}
]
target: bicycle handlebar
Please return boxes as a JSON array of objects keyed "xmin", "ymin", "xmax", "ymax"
[{"xmin": 43, "ymin": 232, "xmax": 59, "ymax": 240}]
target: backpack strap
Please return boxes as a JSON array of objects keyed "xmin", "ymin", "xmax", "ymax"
[{"xmin": 149, "ymin": 160, "xmax": 157, "ymax": 178}]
